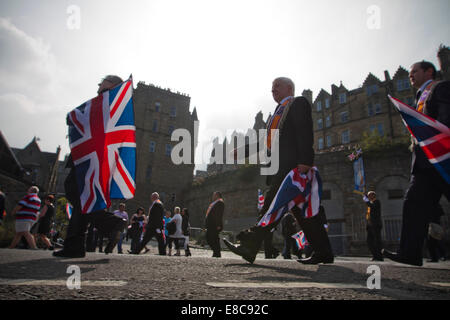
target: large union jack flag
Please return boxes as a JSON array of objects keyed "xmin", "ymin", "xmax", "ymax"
[
  {"xmin": 67, "ymin": 77, "xmax": 136, "ymax": 214},
  {"xmin": 257, "ymin": 167, "xmax": 322, "ymax": 227},
  {"xmin": 388, "ymin": 95, "xmax": 450, "ymax": 184}
]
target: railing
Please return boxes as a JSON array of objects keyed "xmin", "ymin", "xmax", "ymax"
[{"xmin": 351, "ymin": 215, "xmax": 403, "ymax": 242}]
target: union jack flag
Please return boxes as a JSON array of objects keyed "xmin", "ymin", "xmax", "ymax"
[
  {"xmin": 257, "ymin": 167, "xmax": 322, "ymax": 227},
  {"xmin": 67, "ymin": 76, "xmax": 136, "ymax": 214},
  {"xmin": 257, "ymin": 189, "xmax": 265, "ymax": 211},
  {"xmin": 292, "ymin": 230, "xmax": 309, "ymax": 250},
  {"xmin": 388, "ymin": 95, "xmax": 450, "ymax": 184}
]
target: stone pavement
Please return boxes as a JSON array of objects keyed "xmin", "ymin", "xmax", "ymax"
[{"xmin": 0, "ymin": 241, "xmax": 449, "ymax": 301}]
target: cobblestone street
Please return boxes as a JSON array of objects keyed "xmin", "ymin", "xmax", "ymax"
[{"xmin": 0, "ymin": 241, "xmax": 449, "ymax": 301}]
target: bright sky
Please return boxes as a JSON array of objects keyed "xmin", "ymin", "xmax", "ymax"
[{"xmin": 0, "ymin": 0, "xmax": 449, "ymax": 172}]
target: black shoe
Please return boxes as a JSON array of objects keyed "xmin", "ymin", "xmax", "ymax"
[
  {"xmin": 297, "ymin": 253, "xmax": 334, "ymax": 265},
  {"xmin": 223, "ymin": 238, "xmax": 257, "ymax": 264},
  {"xmin": 427, "ymin": 259, "xmax": 439, "ymax": 263},
  {"xmin": 53, "ymin": 249, "xmax": 85, "ymax": 258},
  {"xmin": 382, "ymin": 249, "xmax": 422, "ymax": 266}
]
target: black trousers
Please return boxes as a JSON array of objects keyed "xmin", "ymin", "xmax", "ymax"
[
  {"xmin": 206, "ymin": 228, "xmax": 221, "ymax": 257},
  {"xmin": 140, "ymin": 227, "xmax": 166, "ymax": 255},
  {"xmin": 263, "ymin": 231, "xmax": 278, "ymax": 258},
  {"xmin": 64, "ymin": 208, "xmax": 124, "ymax": 253},
  {"xmin": 399, "ymin": 169, "xmax": 450, "ymax": 264},
  {"xmin": 367, "ymin": 227, "xmax": 383, "ymax": 260},
  {"xmin": 258, "ymin": 168, "xmax": 333, "ymax": 259}
]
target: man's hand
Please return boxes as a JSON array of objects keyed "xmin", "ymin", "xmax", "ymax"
[{"xmin": 297, "ymin": 164, "xmax": 312, "ymax": 174}]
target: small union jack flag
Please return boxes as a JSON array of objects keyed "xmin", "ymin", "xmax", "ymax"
[
  {"xmin": 67, "ymin": 76, "xmax": 136, "ymax": 214},
  {"xmin": 292, "ymin": 230, "xmax": 309, "ymax": 250},
  {"xmin": 65, "ymin": 203, "xmax": 73, "ymax": 220},
  {"xmin": 257, "ymin": 189, "xmax": 265, "ymax": 211},
  {"xmin": 388, "ymin": 95, "xmax": 450, "ymax": 184}
]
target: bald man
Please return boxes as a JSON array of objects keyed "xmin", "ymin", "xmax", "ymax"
[
  {"xmin": 137, "ymin": 192, "xmax": 166, "ymax": 255},
  {"xmin": 224, "ymin": 77, "xmax": 334, "ymax": 265}
]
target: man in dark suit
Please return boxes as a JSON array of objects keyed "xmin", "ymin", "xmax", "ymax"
[
  {"xmin": 138, "ymin": 192, "xmax": 166, "ymax": 255},
  {"xmin": 205, "ymin": 191, "xmax": 224, "ymax": 258},
  {"xmin": 53, "ymin": 75, "xmax": 128, "ymax": 258},
  {"xmin": 363, "ymin": 191, "xmax": 383, "ymax": 261},
  {"xmin": 224, "ymin": 77, "xmax": 334, "ymax": 264},
  {"xmin": 383, "ymin": 61, "xmax": 450, "ymax": 266}
]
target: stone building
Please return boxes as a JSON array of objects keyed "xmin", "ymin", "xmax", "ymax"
[
  {"xmin": 125, "ymin": 81, "xmax": 198, "ymax": 213},
  {"xmin": 0, "ymin": 132, "xmax": 63, "ymax": 213}
]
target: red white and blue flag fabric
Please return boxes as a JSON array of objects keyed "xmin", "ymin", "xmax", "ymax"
[
  {"xmin": 292, "ymin": 230, "xmax": 309, "ymax": 250},
  {"xmin": 257, "ymin": 189, "xmax": 265, "ymax": 211},
  {"xmin": 388, "ymin": 95, "xmax": 450, "ymax": 184},
  {"xmin": 257, "ymin": 167, "xmax": 322, "ymax": 227},
  {"xmin": 67, "ymin": 77, "xmax": 136, "ymax": 214},
  {"xmin": 65, "ymin": 203, "xmax": 73, "ymax": 220}
]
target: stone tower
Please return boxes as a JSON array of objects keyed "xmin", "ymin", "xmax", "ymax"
[{"xmin": 131, "ymin": 81, "xmax": 198, "ymax": 211}]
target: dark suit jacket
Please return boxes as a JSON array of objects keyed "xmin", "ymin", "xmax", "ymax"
[
  {"xmin": 260, "ymin": 96, "xmax": 314, "ymax": 185},
  {"xmin": 148, "ymin": 201, "xmax": 164, "ymax": 229},
  {"xmin": 412, "ymin": 80, "xmax": 450, "ymax": 173},
  {"xmin": 205, "ymin": 200, "xmax": 224, "ymax": 232},
  {"xmin": 366, "ymin": 199, "xmax": 382, "ymax": 230}
]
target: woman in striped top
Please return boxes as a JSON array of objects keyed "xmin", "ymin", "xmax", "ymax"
[{"xmin": 8, "ymin": 186, "xmax": 41, "ymax": 250}]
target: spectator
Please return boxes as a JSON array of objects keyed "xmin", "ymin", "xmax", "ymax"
[
  {"xmin": 168, "ymin": 207, "xmax": 184, "ymax": 256},
  {"xmin": 181, "ymin": 208, "xmax": 192, "ymax": 257},
  {"xmin": 163, "ymin": 210, "xmax": 173, "ymax": 254},
  {"xmin": 8, "ymin": 186, "xmax": 41, "ymax": 250},
  {"xmin": 128, "ymin": 207, "xmax": 147, "ymax": 254},
  {"xmin": 113, "ymin": 203, "xmax": 129, "ymax": 254},
  {"xmin": 35, "ymin": 195, "xmax": 55, "ymax": 250},
  {"xmin": 363, "ymin": 191, "xmax": 383, "ymax": 261}
]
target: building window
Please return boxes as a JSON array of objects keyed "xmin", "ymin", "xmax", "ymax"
[
  {"xmin": 317, "ymin": 118, "xmax": 323, "ymax": 130},
  {"xmin": 170, "ymin": 106, "xmax": 177, "ymax": 117},
  {"xmin": 146, "ymin": 165, "xmax": 152, "ymax": 180},
  {"xmin": 155, "ymin": 102, "xmax": 161, "ymax": 112},
  {"xmin": 370, "ymin": 124, "xmax": 384, "ymax": 136},
  {"xmin": 366, "ymin": 84, "xmax": 378, "ymax": 96},
  {"xmin": 316, "ymin": 101, "xmax": 322, "ymax": 112},
  {"xmin": 340, "ymin": 111, "xmax": 349, "ymax": 123},
  {"xmin": 375, "ymin": 103, "xmax": 382, "ymax": 114},
  {"xmin": 165, "ymin": 144, "xmax": 172, "ymax": 156},
  {"xmin": 377, "ymin": 123, "xmax": 384, "ymax": 136},
  {"xmin": 152, "ymin": 119, "xmax": 158, "ymax": 132},
  {"xmin": 339, "ymin": 93, "xmax": 347, "ymax": 104},
  {"xmin": 341, "ymin": 130, "xmax": 350, "ymax": 144},
  {"xmin": 318, "ymin": 137, "xmax": 324, "ymax": 150},
  {"xmin": 397, "ymin": 79, "xmax": 410, "ymax": 92},
  {"xmin": 325, "ymin": 98, "xmax": 330, "ymax": 109},
  {"xmin": 368, "ymin": 103, "xmax": 374, "ymax": 116},
  {"xmin": 326, "ymin": 135, "xmax": 332, "ymax": 147},
  {"xmin": 325, "ymin": 115, "xmax": 331, "ymax": 128},
  {"xmin": 168, "ymin": 125, "xmax": 175, "ymax": 135},
  {"xmin": 149, "ymin": 141, "xmax": 156, "ymax": 153}
]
